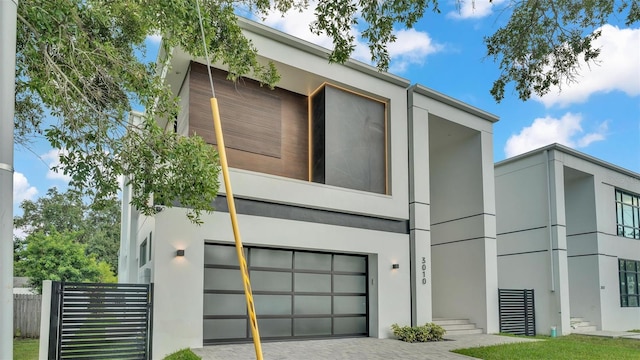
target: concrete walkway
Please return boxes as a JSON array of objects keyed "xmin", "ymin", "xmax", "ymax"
[
  {"xmin": 576, "ymin": 330, "xmax": 640, "ymax": 340},
  {"xmin": 192, "ymin": 334, "xmax": 540, "ymax": 360}
]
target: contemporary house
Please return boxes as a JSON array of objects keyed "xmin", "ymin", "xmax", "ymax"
[
  {"xmin": 495, "ymin": 144, "xmax": 640, "ymax": 335},
  {"xmin": 118, "ymin": 18, "xmax": 500, "ymax": 358}
]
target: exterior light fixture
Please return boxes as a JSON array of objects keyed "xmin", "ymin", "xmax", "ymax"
[
  {"xmin": 176, "ymin": 249, "xmax": 185, "ymax": 257},
  {"xmin": 392, "ymin": 263, "xmax": 399, "ymax": 269}
]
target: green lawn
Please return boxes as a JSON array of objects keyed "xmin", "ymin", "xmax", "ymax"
[
  {"xmin": 14, "ymin": 338, "xmax": 39, "ymax": 360},
  {"xmin": 453, "ymin": 334, "xmax": 640, "ymax": 360}
]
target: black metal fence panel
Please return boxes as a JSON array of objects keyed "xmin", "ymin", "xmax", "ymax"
[
  {"xmin": 49, "ymin": 282, "xmax": 153, "ymax": 360},
  {"xmin": 498, "ymin": 288, "xmax": 535, "ymax": 336}
]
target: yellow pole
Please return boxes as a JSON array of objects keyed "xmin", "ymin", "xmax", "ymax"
[{"xmin": 210, "ymin": 98, "xmax": 263, "ymax": 359}]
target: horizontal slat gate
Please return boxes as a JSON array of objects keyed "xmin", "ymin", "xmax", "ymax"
[
  {"xmin": 50, "ymin": 282, "xmax": 153, "ymax": 360},
  {"xmin": 498, "ymin": 289, "xmax": 535, "ymax": 336}
]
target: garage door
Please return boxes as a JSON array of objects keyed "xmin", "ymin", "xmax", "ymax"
[{"xmin": 203, "ymin": 243, "xmax": 368, "ymax": 343}]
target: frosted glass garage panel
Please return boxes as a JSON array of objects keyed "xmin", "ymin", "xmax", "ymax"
[
  {"xmin": 294, "ymin": 252, "xmax": 331, "ymax": 271},
  {"xmin": 204, "ymin": 293, "xmax": 246, "ymax": 316},
  {"xmin": 334, "ymin": 296, "xmax": 366, "ymax": 314},
  {"xmin": 295, "ymin": 273, "xmax": 331, "ymax": 292},
  {"xmin": 250, "ymin": 271, "xmax": 292, "ymax": 292},
  {"xmin": 204, "ymin": 244, "xmax": 246, "ymax": 266},
  {"xmin": 294, "ymin": 318, "xmax": 331, "ymax": 336},
  {"xmin": 334, "ymin": 274, "xmax": 366, "ymax": 293},
  {"xmin": 254, "ymin": 295, "xmax": 292, "ymax": 315},
  {"xmin": 251, "ymin": 248, "xmax": 292, "ymax": 268},
  {"xmin": 204, "ymin": 268, "xmax": 244, "ymax": 291},
  {"xmin": 254, "ymin": 319, "xmax": 291, "ymax": 338},
  {"xmin": 204, "ymin": 319, "xmax": 246, "ymax": 339},
  {"xmin": 294, "ymin": 295, "xmax": 331, "ymax": 314},
  {"xmin": 334, "ymin": 255, "xmax": 366, "ymax": 273},
  {"xmin": 334, "ymin": 317, "xmax": 367, "ymax": 334}
]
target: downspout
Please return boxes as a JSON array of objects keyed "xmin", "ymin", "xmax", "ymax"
[{"xmin": 545, "ymin": 149, "xmax": 555, "ymax": 292}]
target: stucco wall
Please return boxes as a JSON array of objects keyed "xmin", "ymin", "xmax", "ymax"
[{"xmin": 150, "ymin": 207, "xmax": 411, "ymax": 358}]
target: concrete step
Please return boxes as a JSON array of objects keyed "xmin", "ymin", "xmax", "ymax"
[
  {"xmin": 432, "ymin": 318, "xmax": 471, "ymax": 326},
  {"xmin": 572, "ymin": 325, "xmax": 597, "ymax": 332},
  {"xmin": 445, "ymin": 328, "xmax": 484, "ymax": 335},
  {"xmin": 439, "ymin": 324, "xmax": 478, "ymax": 331},
  {"xmin": 571, "ymin": 321, "xmax": 592, "ymax": 327},
  {"xmin": 570, "ymin": 317, "xmax": 585, "ymax": 323}
]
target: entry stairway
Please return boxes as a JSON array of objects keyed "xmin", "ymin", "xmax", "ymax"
[
  {"xmin": 432, "ymin": 318, "xmax": 483, "ymax": 335},
  {"xmin": 570, "ymin": 317, "xmax": 597, "ymax": 332}
]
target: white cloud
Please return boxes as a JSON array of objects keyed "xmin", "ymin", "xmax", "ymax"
[
  {"xmin": 259, "ymin": 4, "xmax": 442, "ymax": 72},
  {"xmin": 537, "ymin": 25, "xmax": 640, "ymax": 107},
  {"xmin": 42, "ymin": 149, "xmax": 72, "ymax": 182},
  {"xmin": 504, "ymin": 113, "xmax": 608, "ymax": 157},
  {"xmin": 388, "ymin": 29, "xmax": 443, "ymax": 73},
  {"xmin": 448, "ymin": 0, "xmax": 507, "ymax": 19},
  {"xmin": 13, "ymin": 172, "xmax": 38, "ymax": 204}
]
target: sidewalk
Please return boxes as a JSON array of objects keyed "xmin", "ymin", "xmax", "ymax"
[
  {"xmin": 576, "ymin": 330, "xmax": 640, "ymax": 340},
  {"xmin": 192, "ymin": 334, "xmax": 539, "ymax": 360}
]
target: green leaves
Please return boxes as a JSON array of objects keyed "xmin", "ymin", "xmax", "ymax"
[
  {"xmin": 486, "ymin": 0, "xmax": 639, "ymax": 102},
  {"xmin": 19, "ymin": 230, "xmax": 111, "ymax": 294}
]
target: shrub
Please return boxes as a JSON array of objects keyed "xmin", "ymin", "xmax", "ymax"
[
  {"xmin": 391, "ymin": 323, "xmax": 446, "ymax": 342},
  {"xmin": 163, "ymin": 348, "xmax": 201, "ymax": 360}
]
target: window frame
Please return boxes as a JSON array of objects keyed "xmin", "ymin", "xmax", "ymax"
[
  {"xmin": 139, "ymin": 238, "xmax": 148, "ymax": 267},
  {"xmin": 615, "ymin": 189, "xmax": 640, "ymax": 240},
  {"xmin": 619, "ymin": 258, "xmax": 640, "ymax": 307}
]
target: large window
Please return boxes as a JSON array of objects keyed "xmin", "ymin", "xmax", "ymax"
[
  {"xmin": 310, "ymin": 84, "xmax": 387, "ymax": 194},
  {"xmin": 619, "ymin": 259, "xmax": 639, "ymax": 307},
  {"xmin": 615, "ymin": 189, "xmax": 640, "ymax": 239}
]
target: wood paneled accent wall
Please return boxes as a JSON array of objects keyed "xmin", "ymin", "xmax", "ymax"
[{"xmin": 189, "ymin": 62, "xmax": 309, "ymax": 180}]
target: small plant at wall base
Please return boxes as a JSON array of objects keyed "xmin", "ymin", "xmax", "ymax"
[{"xmin": 391, "ymin": 323, "xmax": 446, "ymax": 343}]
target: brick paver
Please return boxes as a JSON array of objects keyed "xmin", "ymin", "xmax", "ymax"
[{"xmin": 192, "ymin": 334, "xmax": 539, "ymax": 360}]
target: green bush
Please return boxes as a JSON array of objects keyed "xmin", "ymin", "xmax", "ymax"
[
  {"xmin": 391, "ymin": 323, "xmax": 446, "ymax": 342},
  {"xmin": 163, "ymin": 348, "xmax": 201, "ymax": 360}
]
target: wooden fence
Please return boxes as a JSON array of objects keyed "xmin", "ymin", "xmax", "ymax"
[{"xmin": 14, "ymin": 293, "xmax": 42, "ymax": 338}]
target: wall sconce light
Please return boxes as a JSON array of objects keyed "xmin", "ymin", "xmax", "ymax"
[
  {"xmin": 392, "ymin": 263, "xmax": 400, "ymax": 269},
  {"xmin": 176, "ymin": 249, "xmax": 185, "ymax": 257}
]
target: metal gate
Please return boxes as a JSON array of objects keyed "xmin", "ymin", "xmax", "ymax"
[
  {"xmin": 498, "ymin": 288, "xmax": 535, "ymax": 336},
  {"xmin": 48, "ymin": 282, "xmax": 153, "ymax": 360}
]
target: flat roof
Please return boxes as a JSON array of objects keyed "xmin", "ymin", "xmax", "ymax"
[
  {"xmin": 495, "ymin": 143, "xmax": 640, "ymax": 181},
  {"xmin": 409, "ymin": 84, "xmax": 499, "ymax": 123}
]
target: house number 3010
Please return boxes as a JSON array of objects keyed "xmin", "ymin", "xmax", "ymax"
[{"xmin": 421, "ymin": 257, "xmax": 427, "ymax": 285}]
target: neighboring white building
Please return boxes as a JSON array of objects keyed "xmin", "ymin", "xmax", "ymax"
[
  {"xmin": 495, "ymin": 144, "xmax": 640, "ymax": 335},
  {"xmin": 119, "ymin": 18, "xmax": 499, "ymax": 358}
]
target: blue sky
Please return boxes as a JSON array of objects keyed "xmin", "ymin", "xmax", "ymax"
[{"xmin": 12, "ymin": 1, "xmax": 640, "ymax": 218}]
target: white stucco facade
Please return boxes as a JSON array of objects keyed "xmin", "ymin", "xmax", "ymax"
[
  {"xmin": 495, "ymin": 144, "xmax": 640, "ymax": 335},
  {"xmin": 118, "ymin": 18, "xmax": 500, "ymax": 358}
]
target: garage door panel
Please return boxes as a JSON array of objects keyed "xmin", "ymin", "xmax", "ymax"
[
  {"xmin": 251, "ymin": 248, "xmax": 292, "ymax": 268},
  {"xmin": 250, "ymin": 270, "xmax": 292, "ymax": 292},
  {"xmin": 294, "ymin": 295, "xmax": 332, "ymax": 315},
  {"xmin": 294, "ymin": 252, "xmax": 331, "ymax": 271},
  {"xmin": 204, "ymin": 244, "xmax": 368, "ymax": 343},
  {"xmin": 334, "ymin": 317, "xmax": 367, "ymax": 334},
  {"xmin": 294, "ymin": 318, "xmax": 332, "ymax": 336},
  {"xmin": 254, "ymin": 318, "xmax": 292, "ymax": 338},
  {"xmin": 334, "ymin": 296, "xmax": 367, "ymax": 314},
  {"xmin": 294, "ymin": 273, "xmax": 331, "ymax": 292},
  {"xmin": 204, "ymin": 268, "xmax": 244, "ymax": 291},
  {"xmin": 334, "ymin": 274, "xmax": 366, "ymax": 293},
  {"xmin": 254, "ymin": 295, "xmax": 291, "ymax": 315},
  {"xmin": 204, "ymin": 319, "xmax": 246, "ymax": 339},
  {"xmin": 204, "ymin": 294, "xmax": 247, "ymax": 316}
]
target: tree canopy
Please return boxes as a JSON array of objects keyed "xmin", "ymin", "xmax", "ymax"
[
  {"xmin": 14, "ymin": 0, "xmax": 638, "ymax": 220},
  {"xmin": 14, "ymin": 187, "xmax": 121, "ymax": 274},
  {"xmin": 17, "ymin": 230, "xmax": 115, "ymax": 294}
]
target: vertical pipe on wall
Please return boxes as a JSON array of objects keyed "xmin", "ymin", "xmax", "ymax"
[{"xmin": 545, "ymin": 149, "xmax": 556, "ymax": 292}]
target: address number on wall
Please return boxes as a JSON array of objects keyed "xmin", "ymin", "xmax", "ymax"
[{"xmin": 421, "ymin": 257, "xmax": 427, "ymax": 285}]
